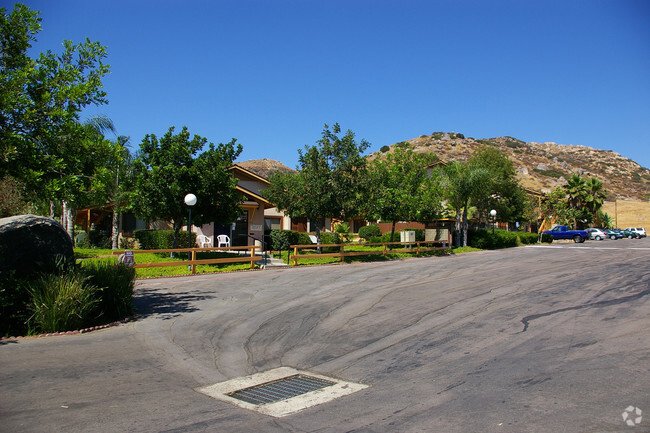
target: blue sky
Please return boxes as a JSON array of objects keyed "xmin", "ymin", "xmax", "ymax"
[{"xmin": 14, "ymin": 0, "xmax": 650, "ymax": 170}]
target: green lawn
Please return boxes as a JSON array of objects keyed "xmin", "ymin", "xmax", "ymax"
[
  {"xmin": 75, "ymin": 249, "xmax": 257, "ymax": 278},
  {"xmin": 74, "ymin": 244, "xmax": 477, "ymax": 277}
]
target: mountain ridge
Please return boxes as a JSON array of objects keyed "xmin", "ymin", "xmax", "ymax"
[
  {"xmin": 375, "ymin": 132, "xmax": 650, "ymax": 200},
  {"xmin": 238, "ymin": 134, "xmax": 650, "ymax": 201}
]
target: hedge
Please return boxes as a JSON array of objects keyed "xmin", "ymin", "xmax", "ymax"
[
  {"xmin": 467, "ymin": 229, "xmax": 519, "ymax": 249},
  {"xmin": 358, "ymin": 224, "xmax": 381, "ymax": 240},
  {"xmin": 134, "ymin": 230, "xmax": 197, "ymax": 250}
]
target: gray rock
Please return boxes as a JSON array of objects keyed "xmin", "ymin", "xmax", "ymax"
[{"xmin": 0, "ymin": 215, "xmax": 74, "ymax": 278}]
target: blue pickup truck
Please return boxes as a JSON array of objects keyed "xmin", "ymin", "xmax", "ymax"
[{"xmin": 542, "ymin": 225, "xmax": 588, "ymax": 243}]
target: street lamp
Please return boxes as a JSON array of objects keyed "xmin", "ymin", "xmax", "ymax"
[
  {"xmin": 490, "ymin": 209, "xmax": 497, "ymax": 233},
  {"xmin": 184, "ymin": 194, "xmax": 197, "ymax": 261}
]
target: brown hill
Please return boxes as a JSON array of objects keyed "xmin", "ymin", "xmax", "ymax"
[
  {"xmin": 236, "ymin": 158, "xmax": 296, "ymax": 180},
  {"xmin": 370, "ymin": 132, "xmax": 650, "ymax": 200}
]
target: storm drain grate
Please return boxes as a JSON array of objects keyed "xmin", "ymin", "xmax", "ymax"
[
  {"xmin": 227, "ymin": 374, "xmax": 335, "ymax": 405},
  {"xmin": 196, "ymin": 367, "xmax": 370, "ymax": 417}
]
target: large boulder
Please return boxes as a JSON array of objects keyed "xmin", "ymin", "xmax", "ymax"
[{"xmin": 0, "ymin": 215, "xmax": 74, "ymax": 278}]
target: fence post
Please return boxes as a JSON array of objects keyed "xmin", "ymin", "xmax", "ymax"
[
  {"xmin": 340, "ymin": 244, "xmax": 345, "ymax": 262},
  {"xmin": 383, "ymin": 243, "xmax": 387, "ymax": 255},
  {"xmin": 293, "ymin": 246, "xmax": 298, "ymax": 266},
  {"xmin": 191, "ymin": 248, "xmax": 196, "ymax": 274},
  {"xmin": 250, "ymin": 245, "xmax": 256, "ymax": 268}
]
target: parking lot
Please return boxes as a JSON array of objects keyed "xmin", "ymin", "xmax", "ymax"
[{"xmin": 1, "ymin": 238, "xmax": 649, "ymax": 432}]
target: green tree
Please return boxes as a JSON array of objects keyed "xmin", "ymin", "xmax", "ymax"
[
  {"xmin": 130, "ymin": 126, "xmax": 242, "ymax": 251},
  {"xmin": 440, "ymin": 161, "xmax": 491, "ymax": 247},
  {"xmin": 365, "ymin": 149, "xmax": 442, "ymax": 246},
  {"xmin": 264, "ymin": 123, "xmax": 370, "ymax": 245},
  {"xmin": 0, "ymin": 4, "xmax": 110, "ymax": 203},
  {"xmin": 469, "ymin": 147, "xmax": 528, "ymax": 225}
]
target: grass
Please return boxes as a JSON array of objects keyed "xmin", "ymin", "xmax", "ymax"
[
  {"xmin": 287, "ymin": 244, "xmax": 451, "ymax": 266},
  {"xmin": 75, "ymin": 249, "xmax": 257, "ymax": 278},
  {"xmin": 74, "ymin": 244, "xmax": 483, "ymax": 276}
]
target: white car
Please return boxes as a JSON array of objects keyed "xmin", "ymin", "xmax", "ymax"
[
  {"xmin": 625, "ymin": 227, "xmax": 647, "ymax": 238},
  {"xmin": 586, "ymin": 228, "xmax": 608, "ymax": 240}
]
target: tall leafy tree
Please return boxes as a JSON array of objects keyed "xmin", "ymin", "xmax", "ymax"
[
  {"xmin": 130, "ymin": 126, "xmax": 242, "ymax": 250},
  {"xmin": 0, "ymin": 4, "xmax": 110, "ymax": 204},
  {"xmin": 365, "ymin": 149, "xmax": 442, "ymax": 245},
  {"xmin": 469, "ymin": 147, "xmax": 528, "ymax": 225},
  {"xmin": 264, "ymin": 123, "xmax": 370, "ymax": 245}
]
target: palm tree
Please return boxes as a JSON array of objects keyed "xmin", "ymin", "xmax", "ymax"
[
  {"xmin": 584, "ymin": 177, "xmax": 606, "ymax": 222},
  {"xmin": 441, "ymin": 162, "xmax": 491, "ymax": 247}
]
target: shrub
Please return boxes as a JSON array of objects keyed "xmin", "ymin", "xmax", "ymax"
[
  {"xmin": 517, "ymin": 232, "xmax": 539, "ymax": 245},
  {"xmin": 298, "ymin": 232, "xmax": 313, "ymax": 245},
  {"xmin": 82, "ymin": 259, "xmax": 135, "ymax": 322},
  {"xmin": 134, "ymin": 230, "xmax": 197, "ymax": 249},
  {"xmin": 381, "ymin": 231, "xmax": 400, "ymax": 242},
  {"xmin": 0, "ymin": 272, "xmax": 31, "ymax": 336},
  {"xmin": 358, "ymin": 224, "xmax": 381, "ymax": 241},
  {"xmin": 541, "ymin": 233, "xmax": 554, "ymax": 243},
  {"xmin": 269, "ymin": 229, "xmax": 300, "ymax": 250},
  {"xmin": 467, "ymin": 229, "xmax": 518, "ymax": 249},
  {"xmin": 75, "ymin": 231, "xmax": 90, "ymax": 248},
  {"xmin": 334, "ymin": 223, "xmax": 351, "ymax": 243},
  {"xmin": 89, "ymin": 230, "xmax": 111, "ymax": 249},
  {"xmin": 27, "ymin": 270, "xmax": 100, "ymax": 333},
  {"xmin": 380, "ymin": 145, "xmax": 390, "ymax": 153},
  {"xmin": 319, "ymin": 232, "xmax": 340, "ymax": 245},
  {"xmin": 120, "ymin": 236, "xmax": 136, "ymax": 249},
  {"xmin": 432, "ymin": 132, "xmax": 443, "ymax": 140}
]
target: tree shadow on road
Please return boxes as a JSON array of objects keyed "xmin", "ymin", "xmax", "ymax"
[{"xmin": 132, "ymin": 287, "xmax": 216, "ymax": 320}]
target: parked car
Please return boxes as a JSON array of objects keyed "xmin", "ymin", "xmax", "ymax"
[
  {"xmin": 586, "ymin": 228, "xmax": 608, "ymax": 240},
  {"xmin": 542, "ymin": 225, "xmax": 588, "ymax": 243},
  {"xmin": 604, "ymin": 229, "xmax": 623, "ymax": 240},
  {"xmin": 624, "ymin": 227, "xmax": 647, "ymax": 238},
  {"xmin": 613, "ymin": 228, "xmax": 640, "ymax": 239}
]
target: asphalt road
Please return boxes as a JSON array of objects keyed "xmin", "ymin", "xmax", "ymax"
[{"xmin": 2, "ymin": 238, "xmax": 649, "ymax": 432}]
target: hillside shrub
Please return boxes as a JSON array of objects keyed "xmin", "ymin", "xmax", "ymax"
[
  {"xmin": 134, "ymin": 230, "xmax": 197, "ymax": 250},
  {"xmin": 358, "ymin": 224, "xmax": 381, "ymax": 241},
  {"xmin": 380, "ymin": 145, "xmax": 390, "ymax": 153}
]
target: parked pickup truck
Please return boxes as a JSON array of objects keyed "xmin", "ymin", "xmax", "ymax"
[{"xmin": 542, "ymin": 225, "xmax": 588, "ymax": 243}]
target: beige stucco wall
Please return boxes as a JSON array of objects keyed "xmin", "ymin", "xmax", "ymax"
[{"xmin": 601, "ymin": 200, "xmax": 649, "ymax": 229}]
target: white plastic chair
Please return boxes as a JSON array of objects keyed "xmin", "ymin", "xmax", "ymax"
[
  {"xmin": 197, "ymin": 234, "xmax": 212, "ymax": 248},
  {"xmin": 217, "ymin": 234, "xmax": 231, "ymax": 248}
]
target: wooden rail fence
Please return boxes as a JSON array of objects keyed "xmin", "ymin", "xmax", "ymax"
[
  {"xmin": 289, "ymin": 240, "xmax": 449, "ymax": 266},
  {"xmin": 111, "ymin": 246, "xmax": 259, "ymax": 274}
]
